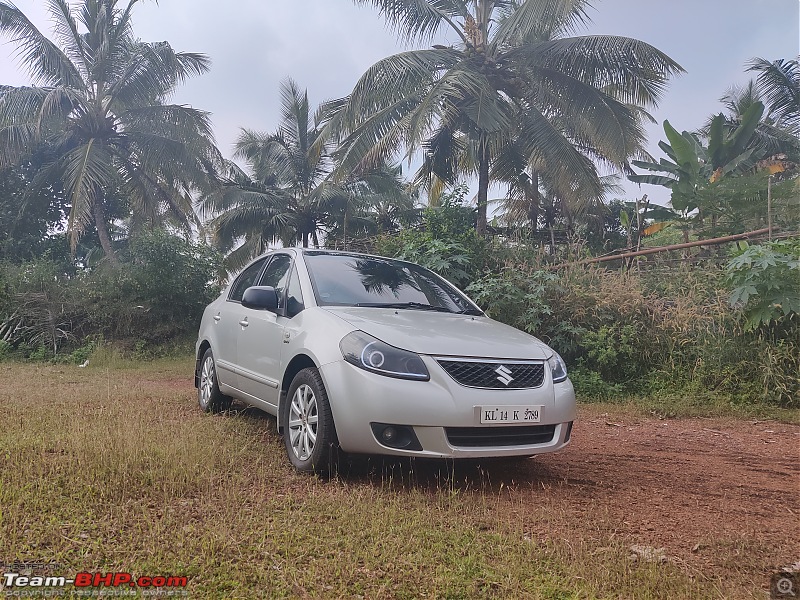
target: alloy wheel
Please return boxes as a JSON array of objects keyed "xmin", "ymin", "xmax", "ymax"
[
  {"xmin": 288, "ymin": 384, "xmax": 318, "ymax": 461},
  {"xmin": 199, "ymin": 355, "xmax": 215, "ymax": 410}
]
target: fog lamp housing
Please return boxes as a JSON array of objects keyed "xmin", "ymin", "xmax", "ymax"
[{"xmin": 370, "ymin": 423, "xmax": 423, "ymax": 451}]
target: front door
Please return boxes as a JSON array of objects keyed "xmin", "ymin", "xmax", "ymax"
[
  {"xmin": 236, "ymin": 253, "xmax": 293, "ymax": 408},
  {"xmin": 215, "ymin": 257, "xmax": 267, "ymax": 391}
]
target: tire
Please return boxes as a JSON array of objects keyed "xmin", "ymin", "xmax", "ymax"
[
  {"xmin": 198, "ymin": 348, "xmax": 232, "ymax": 414},
  {"xmin": 282, "ymin": 367, "xmax": 339, "ymax": 474}
]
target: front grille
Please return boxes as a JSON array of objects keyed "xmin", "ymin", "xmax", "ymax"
[
  {"xmin": 436, "ymin": 360, "xmax": 545, "ymax": 389},
  {"xmin": 445, "ymin": 425, "xmax": 556, "ymax": 447}
]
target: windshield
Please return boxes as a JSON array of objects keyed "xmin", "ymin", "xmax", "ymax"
[{"xmin": 303, "ymin": 253, "xmax": 482, "ymax": 314}]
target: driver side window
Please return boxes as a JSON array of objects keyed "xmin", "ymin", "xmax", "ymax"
[
  {"xmin": 228, "ymin": 258, "xmax": 266, "ymax": 303},
  {"xmin": 258, "ymin": 254, "xmax": 292, "ymax": 310}
]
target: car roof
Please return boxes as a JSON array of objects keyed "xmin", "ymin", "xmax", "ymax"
[{"xmin": 301, "ymin": 249, "xmax": 409, "ymax": 263}]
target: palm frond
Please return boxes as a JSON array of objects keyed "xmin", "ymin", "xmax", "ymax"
[
  {"xmin": 510, "ymin": 35, "xmax": 684, "ymax": 107},
  {"xmin": 0, "ymin": 1, "xmax": 83, "ymax": 87},
  {"xmin": 492, "ymin": 0, "xmax": 592, "ymax": 48},
  {"xmin": 340, "ymin": 48, "xmax": 461, "ymax": 128},
  {"xmin": 747, "ymin": 56, "xmax": 800, "ymax": 129},
  {"xmin": 352, "ymin": 0, "xmax": 470, "ymax": 43},
  {"xmin": 60, "ymin": 139, "xmax": 114, "ymax": 248}
]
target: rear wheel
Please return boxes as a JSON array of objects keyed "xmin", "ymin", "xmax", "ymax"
[
  {"xmin": 198, "ymin": 348, "xmax": 232, "ymax": 413},
  {"xmin": 283, "ymin": 367, "xmax": 339, "ymax": 474}
]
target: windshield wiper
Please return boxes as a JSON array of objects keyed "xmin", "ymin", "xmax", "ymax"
[
  {"xmin": 456, "ymin": 307, "xmax": 484, "ymax": 316},
  {"xmin": 355, "ymin": 302, "xmax": 454, "ymax": 313}
]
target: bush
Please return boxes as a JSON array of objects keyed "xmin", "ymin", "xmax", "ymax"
[
  {"xmin": 373, "ymin": 186, "xmax": 493, "ymax": 287},
  {"xmin": 465, "ymin": 256, "xmax": 798, "ymax": 406},
  {"xmin": 0, "ymin": 259, "xmax": 80, "ymax": 357},
  {"xmin": 726, "ymin": 239, "xmax": 800, "ymax": 331},
  {"xmin": 78, "ymin": 230, "xmax": 222, "ymax": 345},
  {"xmin": 0, "ymin": 231, "xmax": 221, "ymax": 359}
]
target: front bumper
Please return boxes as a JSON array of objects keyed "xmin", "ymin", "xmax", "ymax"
[{"xmin": 319, "ymin": 356, "xmax": 577, "ymax": 458}]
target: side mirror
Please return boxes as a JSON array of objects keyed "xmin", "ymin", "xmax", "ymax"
[{"xmin": 241, "ymin": 286, "xmax": 279, "ymax": 311}]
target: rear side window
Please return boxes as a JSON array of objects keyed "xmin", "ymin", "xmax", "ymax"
[{"xmin": 228, "ymin": 258, "xmax": 266, "ymax": 302}]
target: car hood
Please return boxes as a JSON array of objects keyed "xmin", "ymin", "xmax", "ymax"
[{"xmin": 322, "ymin": 307, "xmax": 550, "ymax": 360}]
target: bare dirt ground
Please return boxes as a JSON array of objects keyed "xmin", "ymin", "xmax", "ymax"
[
  {"xmin": 333, "ymin": 404, "xmax": 800, "ymax": 595},
  {"xmin": 480, "ymin": 407, "xmax": 799, "ymax": 592}
]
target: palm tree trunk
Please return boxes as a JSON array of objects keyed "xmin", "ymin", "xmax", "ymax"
[
  {"xmin": 528, "ymin": 170, "xmax": 540, "ymax": 235},
  {"xmin": 93, "ymin": 200, "xmax": 119, "ymax": 265},
  {"xmin": 312, "ymin": 229, "xmax": 320, "ymax": 249},
  {"xmin": 302, "ymin": 232, "xmax": 309, "ymax": 248},
  {"xmin": 476, "ymin": 140, "xmax": 489, "ymax": 236}
]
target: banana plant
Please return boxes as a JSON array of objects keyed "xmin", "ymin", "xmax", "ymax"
[{"xmin": 629, "ymin": 102, "xmax": 766, "ymax": 233}]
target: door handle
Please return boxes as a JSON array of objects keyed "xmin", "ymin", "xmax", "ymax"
[
  {"xmin": 238, "ymin": 318, "xmax": 249, "ymax": 328},
  {"xmin": 213, "ymin": 314, "xmax": 221, "ymax": 322}
]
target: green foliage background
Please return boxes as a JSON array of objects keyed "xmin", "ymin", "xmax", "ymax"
[
  {"xmin": 368, "ymin": 202, "xmax": 799, "ymax": 406},
  {"xmin": 0, "ymin": 231, "xmax": 221, "ymax": 360}
]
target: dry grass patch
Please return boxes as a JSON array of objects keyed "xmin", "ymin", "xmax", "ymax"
[{"xmin": 0, "ymin": 358, "xmax": 784, "ymax": 598}]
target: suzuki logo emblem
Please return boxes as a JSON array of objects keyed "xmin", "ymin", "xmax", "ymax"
[{"xmin": 494, "ymin": 365, "xmax": 514, "ymax": 386}]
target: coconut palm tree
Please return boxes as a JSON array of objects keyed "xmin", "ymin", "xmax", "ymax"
[
  {"xmin": 0, "ymin": 0, "xmax": 221, "ymax": 262},
  {"xmin": 329, "ymin": 0, "xmax": 683, "ymax": 235},
  {"xmin": 201, "ymin": 79, "xmax": 409, "ymax": 272},
  {"xmin": 747, "ymin": 56, "xmax": 799, "ymax": 132}
]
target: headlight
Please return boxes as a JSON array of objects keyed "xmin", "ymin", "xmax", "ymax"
[
  {"xmin": 547, "ymin": 351, "xmax": 568, "ymax": 383},
  {"xmin": 340, "ymin": 331, "xmax": 430, "ymax": 381}
]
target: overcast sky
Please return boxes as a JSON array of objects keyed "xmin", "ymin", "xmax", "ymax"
[{"xmin": 1, "ymin": 0, "xmax": 798, "ymax": 207}]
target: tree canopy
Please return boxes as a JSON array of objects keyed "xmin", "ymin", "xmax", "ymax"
[
  {"xmin": 327, "ymin": 0, "xmax": 683, "ymax": 234},
  {"xmin": 0, "ymin": 0, "xmax": 222, "ymax": 262}
]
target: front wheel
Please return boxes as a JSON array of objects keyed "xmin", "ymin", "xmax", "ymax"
[
  {"xmin": 198, "ymin": 348, "xmax": 232, "ymax": 414},
  {"xmin": 282, "ymin": 367, "xmax": 339, "ymax": 474}
]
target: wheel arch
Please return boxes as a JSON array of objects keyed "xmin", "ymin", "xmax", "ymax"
[
  {"xmin": 194, "ymin": 340, "xmax": 212, "ymax": 388},
  {"xmin": 278, "ymin": 353, "xmax": 318, "ymax": 433}
]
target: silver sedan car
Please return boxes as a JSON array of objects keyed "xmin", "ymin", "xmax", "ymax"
[{"xmin": 195, "ymin": 250, "xmax": 576, "ymax": 473}]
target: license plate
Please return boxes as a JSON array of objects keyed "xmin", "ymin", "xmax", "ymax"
[{"xmin": 479, "ymin": 406, "xmax": 542, "ymax": 424}]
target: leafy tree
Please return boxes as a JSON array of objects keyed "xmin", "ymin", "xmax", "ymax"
[
  {"xmin": 202, "ymin": 79, "xmax": 409, "ymax": 272},
  {"xmin": 581, "ymin": 198, "xmax": 633, "ymax": 254},
  {"xmin": 0, "ymin": 146, "xmax": 69, "ymax": 262},
  {"xmin": 0, "ymin": 0, "xmax": 221, "ymax": 262},
  {"xmin": 331, "ymin": 0, "xmax": 682, "ymax": 235},
  {"xmin": 79, "ymin": 229, "xmax": 221, "ymax": 343}
]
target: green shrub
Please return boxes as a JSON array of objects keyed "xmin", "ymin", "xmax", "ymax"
[
  {"xmin": 395, "ymin": 239, "xmax": 473, "ymax": 286},
  {"xmin": 373, "ymin": 186, "xmax": 493, "ymax": 287},
  {"xmin": 78, "ymin": 230, "xmax": 221, "ymax": 345},
  {"xmin": 726, "ymin": 239, "xmax": 800, "ymax": 331},
  {"xmin": 0, "ymin": 259, "xmax": 80, "ymax": 357},
  {"xmin": 0, "ymin": 231, "xmax": 221, "ymax": 359},
  {"xmin": 464, "ymin": 256, "xmax": 798, "ymax": 406},
  {"xmin": 568, "ymin": 367, "xmax": 624, "ymax": 400},
  {"xmin": 466, "ymin": 268, "xmax": 555, "ymax": 334}
]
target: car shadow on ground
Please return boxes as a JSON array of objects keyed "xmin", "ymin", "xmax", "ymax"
[{"xmin": 230, "ymin": 402, "xmax": 574, "ymax": 493}]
